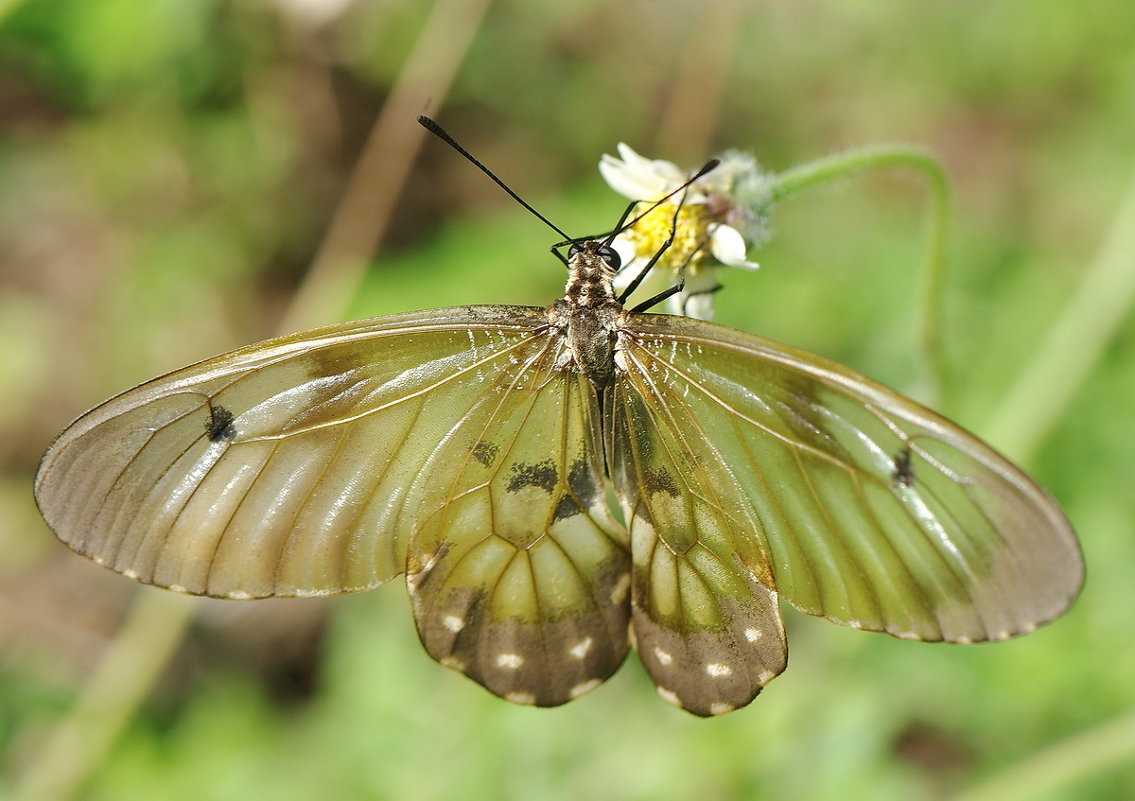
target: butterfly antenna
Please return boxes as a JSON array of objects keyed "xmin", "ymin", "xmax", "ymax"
[{"xmin": 418, "ymin": 116, "xmax": 574, "ymax": 243}]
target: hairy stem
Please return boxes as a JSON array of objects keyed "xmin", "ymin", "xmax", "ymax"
[{"xmin": 771, "ymin": 146, "xmax": 951, "ymax": 408}]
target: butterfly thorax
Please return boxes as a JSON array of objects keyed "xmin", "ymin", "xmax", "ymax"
[{"xmin": 548, "ymin": 240, "xmax": 624, "ymax": 389}]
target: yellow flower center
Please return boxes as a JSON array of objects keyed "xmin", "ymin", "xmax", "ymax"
[{"xmin": 624, "ymin": 202, "xmax": 711, "ymax": 273}]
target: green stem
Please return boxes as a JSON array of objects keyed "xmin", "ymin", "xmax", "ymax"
[
  {"xmin": 770, "ymin": 146, "xmax": 952, "ymax": 408},
  {"xmin": 985, "ymin": 166, "xmax": 1135, "ymax": 462}
]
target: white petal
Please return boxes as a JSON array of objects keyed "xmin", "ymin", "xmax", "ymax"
[
  {"xmin": 599, "ymin": 144, "xmax": 662, "ymax": 199},
  {"xmin": 664, "ymin": 293, "xmax": 687, "ymax": 316},
  {"xmin": 709, "ymin": 224, "xmax": 759, "ymax": 269},
  {"xmin": 618, "ymin": 144, "xmax": 687, "ymax": 187},
  {"xmin": 600, "ymin": 157, "xmax": 652, "ymax": 200},
  {"xmin": 615, "ymin": 142, "xmax": 659, "ymax": 173},
  {"xmin": 683, "ymin": 267, "xmax": 719, "ymax": 294},
  {"xmin": 616, "ymin": 262, "xmax": 670, "ymax": 305},
  {"xmin": 662, "ymin": 270, "xmax": 719, "ymax": 319},
  {"xmin": 599, "ymin": 144, "xmax": 686, "ymax": 200},
  {"xmin": 612, "ymin": 262, "xmax": 641, "ymax": 294}
]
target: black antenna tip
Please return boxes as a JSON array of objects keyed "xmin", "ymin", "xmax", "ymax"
[
  {"xmin": 693, "ymin": 159, "xmax": 720, "ymax": 180},
  {"xmin": 419, "ymin": 116, "xmax": 454, "ymax": 144}
]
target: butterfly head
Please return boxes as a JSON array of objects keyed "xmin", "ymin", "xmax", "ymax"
[{"xmin": 562, "ymin": 239, "xmax": 622, "ymax": 311}]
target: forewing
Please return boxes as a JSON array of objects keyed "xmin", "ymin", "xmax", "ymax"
[
  {"xmin": 616, "ymin": 313, "xmax": 1082, "ymax": 647},
  {"xmin": 35, "ymin": 306, "xmax": 556, "ymax": 599},
  {"xmin": 407, "ymin": 354, "xmax": 630, "ymax": 707}
]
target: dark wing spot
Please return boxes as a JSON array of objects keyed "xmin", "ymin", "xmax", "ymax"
[
  {"xmin": 473, "ymin": 441, "xmax": 500, "ymax": 467},
  {"xmin": 205, "ymin": 404, "xmax": 236, "ymax": 441},
  {"xmin": 644, "ymin": 467, "xmax": 680, "ymax": 498},
  {"xmin": 507, "ymin": 460, "xmax": 558, "ymax": 493},
  {"xmin": 553, "ymin": 494, "xmax": 580, "ymax": 521},
  {"xmin": 567, "ymin": 458, "xmax": 596, "ymax": 501},
  {"xmin": 891, "ymin": 446, "xmax": 914, "ymax": 488}
]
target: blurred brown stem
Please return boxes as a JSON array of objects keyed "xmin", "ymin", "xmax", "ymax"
[
  {"xmin": 12, "ymin": 0, "xmax": 492, "ymax": 798},
  {"xmin": 655, "ymin": 0, "xmax": 746, "ymax": 159},
  {"xmin": 279, "ymin": 0, "xmax": 494, "ymax": 335},
  {"xmin": 11, "ymin": 592, "xmax": 197, "ymax": 801}
]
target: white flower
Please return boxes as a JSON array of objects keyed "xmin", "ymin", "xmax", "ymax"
[{"xmin": 599, "ymin": 144, "xmax": 772, "ymax": 319}]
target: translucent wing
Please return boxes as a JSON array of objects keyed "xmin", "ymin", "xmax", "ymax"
[
  {"xmin": 35, "ymin": 304, "xmax": 631, "ymax": 705},
  {"xmin": 610, "ymin": 313, "xmax": 1082, "ymax": 712},
  {"xmin": 35, "ymin": 307, "xmax": 550, "ymax": 598}
]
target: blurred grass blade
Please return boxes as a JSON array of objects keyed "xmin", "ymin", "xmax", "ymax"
[
  {"xmin": 12, "ymin": 592, "xmax": 196, "ymax": 801},
  {"xmin": 14, "ymin": 2, "xmax": 494, "ymax": 798},
  {"xmin": 950, "ymin": 705, "xmax": 1135, "ymax": 801},
  {"xmin": 986, "ymin": 167, "xmax": 1135, "ymax": 462},
  {"xmin": 278, "ymin": 0, "xmax": 494, "ymax": 335},
  {"xmin": 0, "ymin": 0, "xmax": 27, "ymax": 25}
]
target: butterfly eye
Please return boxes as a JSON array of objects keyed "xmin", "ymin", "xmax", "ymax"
[
  {"xmin": 567, "ymin": 243, "xmax": 581, "ymax": 260},
  {"xmin": 598, "ymin": 244, "xmax": 621, "ymax": 271}
]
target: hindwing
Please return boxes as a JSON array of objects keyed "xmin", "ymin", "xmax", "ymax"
[{"xmin": 407, "ymin": 346, "xmax": 629, "ymax": 706}]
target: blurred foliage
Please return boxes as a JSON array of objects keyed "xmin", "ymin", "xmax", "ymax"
[{"xmin": 2, "ymin": 0, "xmax": 1134, "ymax": 799}]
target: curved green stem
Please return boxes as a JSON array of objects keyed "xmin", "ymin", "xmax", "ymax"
[{"xmin": 770, "ymin": 146, "xmax": 952, "ymax": 408}]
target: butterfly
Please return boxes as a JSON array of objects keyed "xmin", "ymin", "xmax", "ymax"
[{"xmin": 34, "ymin": 119, "xmax": 1083, "ymax": 716}]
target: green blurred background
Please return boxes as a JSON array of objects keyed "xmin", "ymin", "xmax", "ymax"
[{"xmin": 2, "ymin": 1, "xmax": 1134, "ymax": 799}]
